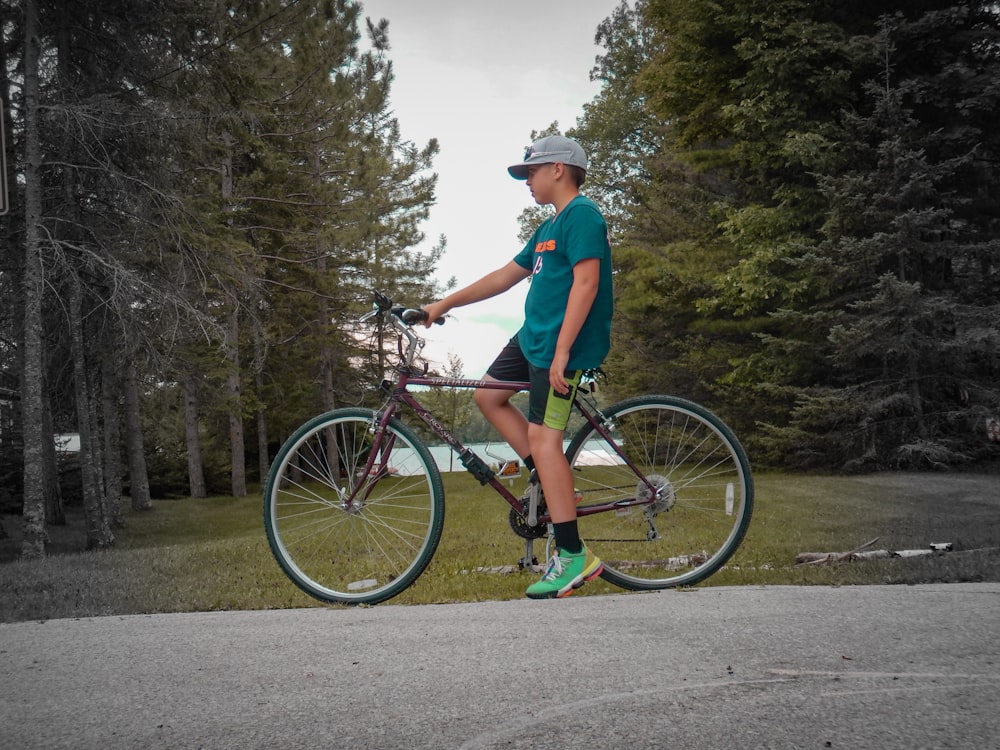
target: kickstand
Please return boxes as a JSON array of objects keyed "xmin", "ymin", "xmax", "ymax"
[{"xmin": 518, "ymin": 538, "xmax": 538, "ymax": 570}]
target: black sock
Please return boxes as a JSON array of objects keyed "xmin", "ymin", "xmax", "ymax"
[
  {"xmin": 553, "ymin": 521, "xmax": 582, "ymax": 554},
  {"xmin": 523, "ymin": 454, "xmax": 535, "ymax": 473}
]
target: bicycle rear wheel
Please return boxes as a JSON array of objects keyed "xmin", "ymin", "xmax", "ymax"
[
  {"xmin": 566, "ymin": 395, "xmax": 753, "ymax": 590},
  {"xmin": 263, "ymin": 408, "xmax": 444, "ymax": 605}
]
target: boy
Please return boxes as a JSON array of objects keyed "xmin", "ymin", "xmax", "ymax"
[{"xmin": 422, "ymin": 135, "xmax": 613, "ymax": 599}]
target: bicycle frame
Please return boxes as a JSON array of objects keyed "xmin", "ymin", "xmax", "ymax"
[{"xmin": 357, "ymin": 366, "xmax": 660, "ymax": 525}]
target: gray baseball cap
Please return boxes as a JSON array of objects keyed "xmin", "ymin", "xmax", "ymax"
[{"xmin": 508, "ymin": 135, "xmax": 588, "ymax": 179}]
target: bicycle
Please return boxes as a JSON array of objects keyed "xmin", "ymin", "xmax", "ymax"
[{"xmin": 263, "ymin": 291, "xmax": 754, "ymax": 605}]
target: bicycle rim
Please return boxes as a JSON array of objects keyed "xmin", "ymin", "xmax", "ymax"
[
  {"xmin": 566, "ymin": 396, "xmax": 753, "ymax": 590},
  {"xmin": 263, "ymin": 408, "xmax": 445, "ymax": 605}
]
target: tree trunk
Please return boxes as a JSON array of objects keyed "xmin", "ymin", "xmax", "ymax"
[
  {"xmin": 41, "ymin": 396, "xmax": 64, "ymax": 525},
  {"xmin": 252, "ymin": 324, "xmax": 268, "ymax": 484},
  {"xmin": 908, "ymin": 352, "xmax": 928, "ymax": 440},
  {"xmin": 226, "ymin": 309, "xmax": 247, "ymax": 497},
  {"xmin": 69, "ymin": 274, "xmax": 113, "ymax": 548},
  {"xmin": 101, "ymin": 353, "xmax": 125, "ymax": 527},
  {"xmin": 316, "ymin": 241, "xmax": 339, "ymax": 479},
  {"xmin": 219, "ymin": 133, "xmax": 246, "ymax": 497},
  {"xmin": 255, "ymin": 370, "xmax": 269, "ymax": 485},
  {"xmin": 20, "ymin": 0, "xmax": 47, "ymax": 558},
  {"xmin": 123, "ymin": 360, "xmax": 152, "ymax": 510},
  {"xmin": 320, "ymin": 340, "xmax": 341, "ymax": 481},
  {"xmin": 183, "ymin": 375, "xmax": 207, "ymax": 498}
]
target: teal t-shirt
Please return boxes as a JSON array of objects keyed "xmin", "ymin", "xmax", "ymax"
[{"xmin": 512, "ymin": 195, "xmax": 613, "ymax": 370}]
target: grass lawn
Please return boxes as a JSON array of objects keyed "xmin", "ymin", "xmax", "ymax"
[{"xmin": 1, "ymin": 471, "xmax": 998, "ymax": 623}]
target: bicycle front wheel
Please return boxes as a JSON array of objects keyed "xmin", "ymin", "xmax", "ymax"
[
  {"xmin": 566, "ymin": 395, "xmax": 753, "ymax": 590},
  {"xmin": 263, "ymin": 408, "xmax": 445, "ymax": 605}
]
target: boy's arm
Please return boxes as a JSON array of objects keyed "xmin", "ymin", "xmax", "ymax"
[
  {"xmin": 550, "ymin": 257, "xmax": 601, "ymax": 394},
  {"xmin": 422, "ymin": 261, "xmax": 531, "ymax": 326}
]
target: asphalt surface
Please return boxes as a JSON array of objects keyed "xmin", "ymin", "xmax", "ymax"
[{"xmin": 2, "ymin": 583, "xmax": 998, "ymax": 749}]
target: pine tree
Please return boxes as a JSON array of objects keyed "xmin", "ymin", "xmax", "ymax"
[
  {"xmin": 568, "ymin": 1, "xmax": 758, "ymax": 413},
  {"xmin": 596, "ymin": 0, "xmax": 1000, "ymax": 467},
  {"xmin": 762, "ymin": 14, "xmax": 1000, "ymax": 469},
  {"xmin": 149, "ymin": 2, "xmax": 444, "ymax": 481},
  {"xmin": 252, "ymin": 8, "xmax": 444, "ymax": 440}
]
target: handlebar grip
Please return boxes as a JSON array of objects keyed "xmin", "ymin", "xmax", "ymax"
[
  {"xmin": 399, "ymin": 308, "xmax": 426, "ymax": 324},
  {"xmin": 399, "ymin": 308, "xmax": 445, "ymax": 326}
]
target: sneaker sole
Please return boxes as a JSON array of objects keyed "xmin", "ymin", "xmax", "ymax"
[{"xmin": 526, "ymin": 561, "xmax": 604, "ymax": 600}]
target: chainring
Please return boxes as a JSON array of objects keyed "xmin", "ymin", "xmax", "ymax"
[{"xmin": 509, "ymin": 506, "xmax": 548, "ymax": 539}]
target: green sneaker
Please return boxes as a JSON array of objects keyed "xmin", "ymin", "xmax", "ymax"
[{"xmin": 526, "ymin": 546, "xmax": 603, "ymax": 599}]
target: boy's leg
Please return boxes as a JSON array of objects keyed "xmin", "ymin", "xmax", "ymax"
[
  {"xmin": 474, "ymin": 378, "xmax": 530, "ymax": 460},
  {"xmin": 528, "ymin": 423, "xmax": 575, "ymax": 523},
  {"xmin": 524, "ymin": 366, "xmax": 603, "ymax": 599},
  {"xmin": 475, "ymin": 335, "xmax": 532, "ymax": 463},
  {"xmin": 525, "ymin": 364, "xmax": 585, "ymax": 525}
]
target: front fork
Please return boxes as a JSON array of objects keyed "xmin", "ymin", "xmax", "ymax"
[{"xmin": 343, "ymin": 408, "xmax": 398, "ymax": 512}]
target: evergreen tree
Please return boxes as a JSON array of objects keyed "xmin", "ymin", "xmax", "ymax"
[
  {"xmin": 131, "ymin": 3, "xmax": 447, "ymax": 486},
  {"xmin": 247, "ymin": 7, "xmax": 445, "ymax": 444},
  {"xmin": 597, "ymin": 0, "xmax": 1000, "ymax": 468},
  {"xmin": 567, "ymin": 1, "xmax": 756, "ymax": 413},
  {"xmin": 760, "ymin": 14, "xmax": 1000, "ymax": 469},
  {"xmin": 5, "ymin": 0, "xmax": 446, "ymax": 536}
]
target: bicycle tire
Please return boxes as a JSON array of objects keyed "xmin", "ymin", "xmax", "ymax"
[
  {"xmin": 263, "ymin": 407, "xmax": 445, "ymax": 605},
  {"xmin": 565, "ymin": 395, "xmax": 753, "ymax": 590}
]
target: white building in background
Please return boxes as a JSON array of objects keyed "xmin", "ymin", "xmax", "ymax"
[{"xmin": 55, "ymin": 433, "xmax": 81, "ymax": 453}]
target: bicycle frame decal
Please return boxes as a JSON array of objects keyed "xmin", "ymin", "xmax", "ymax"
[{"xmin": 405, "ymin": 375, "xmax": 530, "ymax": 391}]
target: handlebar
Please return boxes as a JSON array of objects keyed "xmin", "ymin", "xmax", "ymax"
[
  {"xmin": 363, "ymin": 290, "xmax": 445, "ymax": 327},
  {"xmin": 361, "ymin": 291, "xmax": 445, "ymax": 372}
]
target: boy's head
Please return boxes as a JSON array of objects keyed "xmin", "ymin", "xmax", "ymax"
[{"xmin": 508, "ymin": 135, "xmax": 587, "ymax": 187}]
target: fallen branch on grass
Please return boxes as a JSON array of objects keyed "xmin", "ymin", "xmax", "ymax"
[{"xmin": 795, "ymin": 538, "xmax": 956, "ymax": 566}]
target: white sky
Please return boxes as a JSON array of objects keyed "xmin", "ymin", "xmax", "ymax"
[{"xmin": 359, "ymin": 0, "xmax": 620, "ymax": 377}]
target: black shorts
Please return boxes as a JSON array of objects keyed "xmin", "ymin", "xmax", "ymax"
[{"xmin": 485, "ymin": 335, "xmax": 583, "ymax": 430}]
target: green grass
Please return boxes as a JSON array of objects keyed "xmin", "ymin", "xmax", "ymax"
[{"xmin": 1, "ymin": 471, "xmax": 998, "ymax": 623}]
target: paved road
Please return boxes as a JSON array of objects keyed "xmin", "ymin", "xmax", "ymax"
[{"xmin": 2, "ymin": 583, "xmax": 998, "ymax": 749}]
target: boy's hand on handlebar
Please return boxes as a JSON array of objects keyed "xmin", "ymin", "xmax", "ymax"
[{"xmin": 420, "ymin": 302, "xmax": 448, "ymax": 328}]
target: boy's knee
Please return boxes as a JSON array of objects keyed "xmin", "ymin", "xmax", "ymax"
[
  {"xmin": 473, "ymin": 388, "xmax": 491, "ymax": 412},
  {"xmin": 474, "ymin": 387, "xmax": 505, "ymax": 414},
  {"xmin": 527, "ymin": 423, "xmax": 564, "ymax": 455}
]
